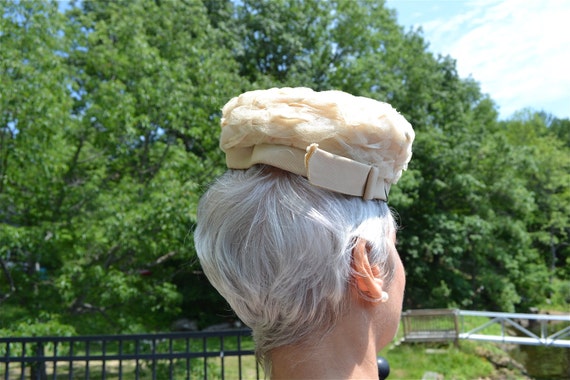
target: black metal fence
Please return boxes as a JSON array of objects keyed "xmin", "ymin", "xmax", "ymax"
[{"xmin": 0, "ymin": 329, "xmax": 262, "ymax": 380}]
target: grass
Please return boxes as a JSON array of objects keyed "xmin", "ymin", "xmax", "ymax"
[
  {"xmin": 378, "ymin": 317, "xmax": 500, "ymax": 380},
  {"xmin": 381, "ymin": 341, "xmax": 497, "ymax": 380}
]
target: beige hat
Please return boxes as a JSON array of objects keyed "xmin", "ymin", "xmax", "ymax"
[{"xmin": 220, "ymin": 87, "xmax": 414, "ymax": 201}]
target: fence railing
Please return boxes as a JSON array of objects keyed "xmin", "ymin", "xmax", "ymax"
[
  {"xmin": 401, "ymin": 309, "xmax": 460, "ymax": 345},
  {"xmin": 458, "ymin": 310, "xmax": 570, "ymax": 347},
  {"xmin": 0, "ymin": 329, "xmax": 262, "ymax": 380},
  {"xmin": 401, "ymin": 309, "xmax": 570, "ymax": 347}
]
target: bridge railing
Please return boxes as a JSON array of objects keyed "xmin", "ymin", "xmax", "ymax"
[
  {"xmin": 458, "ymin": 310, "xmax": 570, "ymax": 347},
  {"xmin": 401, "ymin": 309, "xmax": 570, "ymax": 347}
]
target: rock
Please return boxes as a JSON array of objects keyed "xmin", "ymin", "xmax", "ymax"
[
  {"xmin": 203, "ymin": 320, "xmax": 243, "ymax": 331},
  {"xmin": 475, "ymin": 346, "xmax": 531, "ymax": 379},
  {"xmin": 422, "ymin": 371, "xmax": 444, "ymax": 380},
  {"xmin": 171, "ymin": 318, "xmax": 198, "ymax": 331}
]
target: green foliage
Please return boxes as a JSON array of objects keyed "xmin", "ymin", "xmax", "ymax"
[
  {"xmin": 0, "ymin": 314, "xmax": 76, "ymax": 340},
  {"xmin": 1, "ymin": 0, "xmax": 568, "ymax": 337},
  {"xmin": 542, "ymin": 278, "xmax": 570, "ymax": 311},
  {"xmin": 1, "ymin": 0, "xmax": 242, "ymax": 334}
]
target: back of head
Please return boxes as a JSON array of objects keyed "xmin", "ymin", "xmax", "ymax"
[{"xmin": 195, "ymin": 165, "xmax": 396, "ymax": 364}]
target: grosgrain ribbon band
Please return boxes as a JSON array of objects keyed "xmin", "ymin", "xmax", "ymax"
[{"xmin": 224, "ymin": 144, "xmax": 390, "ymax": 201}]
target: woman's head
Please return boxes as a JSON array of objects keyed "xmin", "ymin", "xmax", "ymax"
[{"xmin": 195, "ymin": 165, "xmax": 398, "ymax": 364}]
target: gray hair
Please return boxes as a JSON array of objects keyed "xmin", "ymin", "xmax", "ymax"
[{"xmin": 194, "ymin": 165, "xmax": 397, "ymax": 368}]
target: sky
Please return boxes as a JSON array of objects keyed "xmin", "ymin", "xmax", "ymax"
[{"xmin": 385, "ymin": 0, "xmax": 570, "ymax": 120}]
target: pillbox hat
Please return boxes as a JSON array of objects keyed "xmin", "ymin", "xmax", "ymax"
[{"xmin": 220, "ymin": 87, "xmax": 414, "ymax": 201}]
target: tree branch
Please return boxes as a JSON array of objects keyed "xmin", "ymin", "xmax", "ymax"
[
  {"xmin": 0, "ymin": 257, "xmax": 16, "ymax": 304},
  {"xmin": 149, "ymin": 251, "xmax": 176, "ymax": 267}
]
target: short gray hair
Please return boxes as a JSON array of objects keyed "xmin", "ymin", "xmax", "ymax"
[{"xmin": 194, "ymin": 165, "xmax": 396, "ymax": 367}]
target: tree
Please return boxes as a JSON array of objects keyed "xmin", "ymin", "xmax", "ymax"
[
  {"xmin": 2, "ymin": 0, "xmax": 568, "ymax": 336},
  {"xmin": 501, "ymin": 111, "xmax": 570, "ymax": 283},
  {"xmin": 1, "ymin": 0, "xmax": 245, "ymax": 333},
  {"xmin": 1, "ymin": 0, "xmax": 78, "ymax": 328}
]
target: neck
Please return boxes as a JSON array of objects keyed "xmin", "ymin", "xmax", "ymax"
[{"xmin": 270, "ymin": 306, "xmax": 381, "ymax": 380}]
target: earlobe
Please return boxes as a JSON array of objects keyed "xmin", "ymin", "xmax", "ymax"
[{"xmin": 351, "ymin": 238, "xmax": 385, "ymax": 303}]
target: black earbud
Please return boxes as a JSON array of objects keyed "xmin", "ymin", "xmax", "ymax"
[{"xmin": 377, "ymin": 356, "xmax": 390, "ymax": 380}]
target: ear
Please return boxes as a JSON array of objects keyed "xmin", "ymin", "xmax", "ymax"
[{"xmin": 351, "ymin": 238, "xmax": 384, "ymax": 302}]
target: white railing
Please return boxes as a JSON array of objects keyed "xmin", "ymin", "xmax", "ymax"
[{"xmin": 458, "ymin": 310, "xmax": 570, "ymax": 347}]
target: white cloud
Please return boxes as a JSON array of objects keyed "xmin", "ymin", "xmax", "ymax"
[{"xmin": 415, "ymin": 0, "xmax": 570, "ymax": 118}]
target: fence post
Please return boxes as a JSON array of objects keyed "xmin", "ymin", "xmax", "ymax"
[{"xmin": 30, "ymin": 342, "xmax": 47, "ymax": 380}]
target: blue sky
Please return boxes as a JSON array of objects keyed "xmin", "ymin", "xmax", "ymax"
[{"xmin": 385, "ymin": 0, "xmax": 570, "ymax": 120}]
